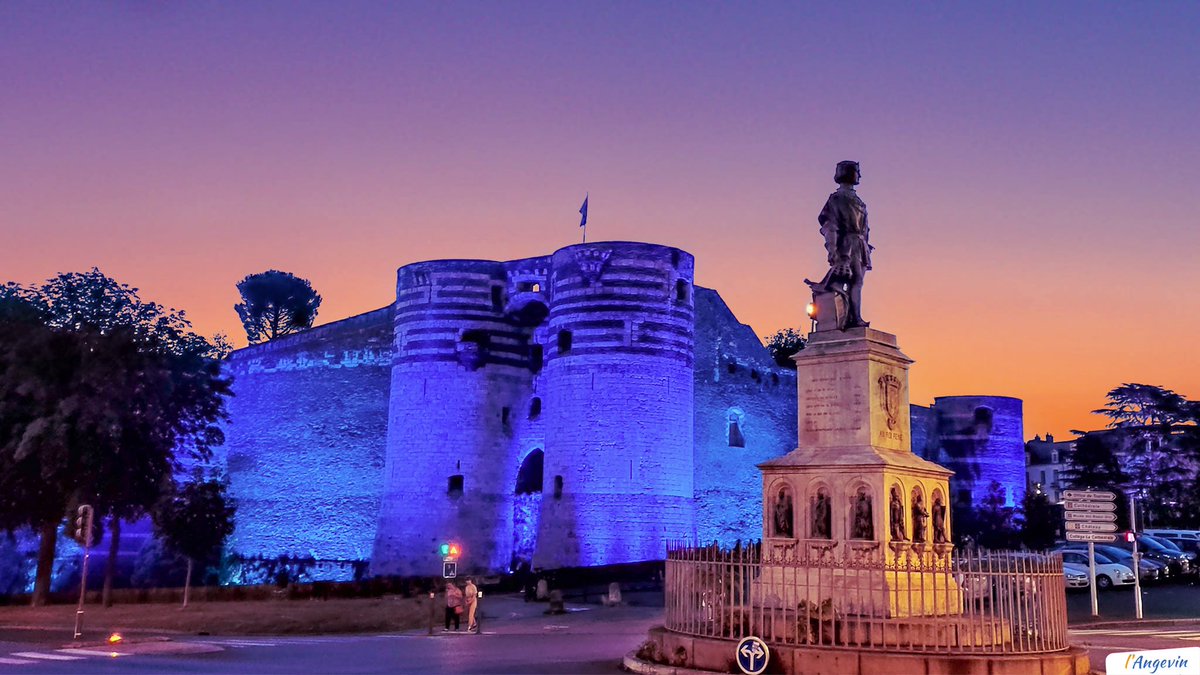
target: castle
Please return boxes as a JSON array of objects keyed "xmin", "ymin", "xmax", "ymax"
[
  {"xmin": 219, "ymin": 241, "xmax": 1026, "ymax": 580},
  {"xmin": 221, "ymin": 242, "xmax": 798, "ymax": 578}
]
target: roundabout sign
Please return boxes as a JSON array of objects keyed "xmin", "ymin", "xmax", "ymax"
[{"xmin": 735, "ymin": 636, "xmax": 770, "ymax": 675}]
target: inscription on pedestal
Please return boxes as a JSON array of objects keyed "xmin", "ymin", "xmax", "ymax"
[{"xmin": 802, "ymin": 371, "xmax": 865, "ymax": 434}]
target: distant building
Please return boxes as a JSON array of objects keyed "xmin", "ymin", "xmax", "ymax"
[{"xmin": 1025, "ymin": 434, "xmax": 1072, "ymax": 503}]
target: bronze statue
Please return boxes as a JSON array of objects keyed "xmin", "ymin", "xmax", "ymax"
[
  {"xmin": 889, "ymin": 486, "xmax": 906, "ymax": 541},
  {"xmin": 932, "ymin": 496, "xmax": 948, "ymax": 544},
  {"xmin": 851, "ymin": 488, "xmax": 873, "ymax": 539},
  {"xmin": 805, "ymin": 161, "xmax": 872, "ymax": 330},
  {"xmin": 811, "ymin": 489, "xmax": 831, "ymax": 539},
  {"xmin": 911, "ymin": 491, "xmax": 929, "ymax": 543},
  {"xmin": 773, "ymin": 489, "xmax": 794, "ymax": 538}
]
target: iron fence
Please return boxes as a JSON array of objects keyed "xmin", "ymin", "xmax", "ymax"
[{"xmin": 664, "ymin": 541, "xmax": 1069, "ymax": 654}]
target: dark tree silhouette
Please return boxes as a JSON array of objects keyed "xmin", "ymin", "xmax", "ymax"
[
  {"xmin": 153, "ymin": 474, "xmax": 235, "ymax": 608},
  {"xmin": 234, "ymin": 270, "xmax": 322, "ymax": 343},
  {"xmin": 1019, "ymin": 490, "xmax": 1059, "ymax": 550},
  {"xmin": 0, "ymin": 270, "xmax": 230, "ymax": 606},
  {"xmin": 764, "ymin": 328, "xmax": 806, "ymax": 369}
]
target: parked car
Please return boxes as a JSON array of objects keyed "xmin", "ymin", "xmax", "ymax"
[
  {"xmin": 1058, "ymin": 550, "xmax": 1136, "ymax": 589},
  {"xmin": 1110, "ymin": 536, "xmax": 1192, "ymax": 577},
  {"xmin": 1144, "ymin": 529, "xmax": 1200, "ymax": 554},
  {"xmin": 1062, "ymin": 562, "xmax": 1091, "ymax": 589},
  {"xmin": 1141, "ymin": 534, "xmax": 1198, "ymax": 572},
  {"xmin": 1057, "ymin": 544, "xmax": 1164, "ymax": 583}
]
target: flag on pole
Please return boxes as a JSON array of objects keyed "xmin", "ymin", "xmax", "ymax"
[{"xmin": 579, "ymin": 194, "xmax": 588, "ymax": 228}]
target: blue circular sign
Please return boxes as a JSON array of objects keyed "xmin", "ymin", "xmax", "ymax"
[{"xmin": 735, "ymin": 636, "xmax": 770, "ymax": 675}]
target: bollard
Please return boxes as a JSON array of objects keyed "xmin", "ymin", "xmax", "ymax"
[{"xmin": 428, "ymin": 591, "xmax": 435, "ymax": 635}]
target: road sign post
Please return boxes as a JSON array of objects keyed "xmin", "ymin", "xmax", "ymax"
[
  {"xmin": 1062, "ymin": 490, "xmax": 1117, "ymax": 618},
  {"xmin": 1131, "ymin": 497, "xmax": 1142, "ymax": 620}
]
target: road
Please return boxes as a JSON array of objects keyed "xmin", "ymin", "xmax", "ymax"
[{"xmin": 2, "ymin": 586, "xmax": 1199, "ymax": 674}]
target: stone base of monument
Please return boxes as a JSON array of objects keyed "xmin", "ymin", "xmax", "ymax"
[{"xmin": 630, "ymin": 626, "xmax": 1091, "ymax": 675}]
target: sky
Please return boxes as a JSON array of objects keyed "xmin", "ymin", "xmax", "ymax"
[{"xmin": 2, "ymin": 2, "xmax": 1197, "ymax": 439}]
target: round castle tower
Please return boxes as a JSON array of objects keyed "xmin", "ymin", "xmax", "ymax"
[
  {"xmin": 535, "ymin": 242, "xmax": 696, "ymax": 568},
  {"xmin": 372, "ymin": 242, "xmax": 696, "ymax": 576},
  {"xmin": 372, "ymin": 257, "xmax": 551, "ymax": 576},
  {"xmin": 928, "ymin": 395, "xmax": 1026, "ymax": 508}
]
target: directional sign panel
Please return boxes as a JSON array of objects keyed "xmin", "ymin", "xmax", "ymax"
[
  {"xmin": 1065, "ymin": 511, "xmax": 1118, "ymax": 522},
  {"xmin": 1063, "ymin": 490, "xmax": 1116, "ymax": 501},
  {"xmin": 1064, "ymin": 500, "xmax": 1117, "ymax": 512},
  {"xmin": 1066, "ymin": 521, "xmax": 1118, "ymax": 533},
  {"xmin": 735, "ymin": 636, "xmax": 770, "ymax": 675},
  {"xmin": 1066, "ymin": 532, "xmax": 1118, "ymax": 543}
]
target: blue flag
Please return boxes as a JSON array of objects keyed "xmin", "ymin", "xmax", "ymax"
[{"xmin": 579, "ymin": 194, "xmax": 588, "ymax": 227}]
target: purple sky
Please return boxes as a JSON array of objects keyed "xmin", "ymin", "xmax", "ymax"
[{"xmin": 2, "ymin": 2, "xmax": 1198, "ymax": 437}]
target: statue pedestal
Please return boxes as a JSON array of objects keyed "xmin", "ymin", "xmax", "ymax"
[{"xmin": 758, "ymin": 327, "xmax": 957, "ymax": 617}]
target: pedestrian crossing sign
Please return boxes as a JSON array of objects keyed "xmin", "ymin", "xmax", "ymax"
[{"xmin": 442, "ymin": 560, "xmax": 457, "ymax": 579}]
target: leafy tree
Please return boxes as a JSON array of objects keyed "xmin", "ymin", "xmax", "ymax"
[
  {"xmin": 974, "ymin": 481, "xmax": 1021, "ymax": 550},
  {"xmin": 764, "ymin": 328, "xmax": 806, "ymax": 369},
  {"xmin": 1019, "ymin": 490, "xmax": 1059, "ymax": 550},
  {"xmin": 234, "ymin": 270, "xmax": 322, "ymax": 343},
  {"xmin": 152, "ymin": 474, "xmax": 235, "ymax": 608},
  {"xmin": 0, "ymin": 270, "xmax": 231, "ymax": 605},
  {"xmin": 1061, "ymin": 432, "xmax": 1132, "ymax": 529},
  {"xmin": 1089, "ymin": 383, "xmax": 1199, "ymax": 529}
]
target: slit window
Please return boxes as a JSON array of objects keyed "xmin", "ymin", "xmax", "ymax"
[
  {"xmin": 529, "ymin": 397, "xmax": 542, "ymax": 419},
  {"xmin": 675, "ymin": 279, "xmax": 688, "ymax": 302},
  {"xmin": 553, "ymin": 475, "xmax": 563, "ymax": 499},
  {"xmin": 558, "ymin": 330, "xmax": 572, "ymax": 354},
  {"xmin": 728, "ymin": 409, "xmax": 746, "ymax": 448},
  {"xmin": 491, "ymin": 286, "xmax": 503, "ymax": 311}
]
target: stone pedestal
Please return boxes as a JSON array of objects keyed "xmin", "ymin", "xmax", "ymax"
[{"xmin": 759, "ymin": 327, "xmax": 957, "ymax": 617}]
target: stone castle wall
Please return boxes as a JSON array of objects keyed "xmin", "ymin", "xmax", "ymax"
[
  {"xmin": 222, "ymin": 307, "xmax": 393, "ymax": 567},
  {"xmin": 915, "ymin": 396, "xmax": 1026, "ymax": 508}
]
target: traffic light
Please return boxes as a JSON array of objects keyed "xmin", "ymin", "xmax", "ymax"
[
  {"xmin": 439, "ymin": 542, "xmax": 461, "ymax": 559},
  {"xmin": 74, "ymin": 505, "xmax": 93, "ymax": 547},
  {"xmin": 1125, "ymin": 531, "xmax": 1136, "ymax": 543}
]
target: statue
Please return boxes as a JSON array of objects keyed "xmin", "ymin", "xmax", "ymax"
[
  {"xmin": 851, "ymin": 488, "xmax": 873, "ymax": 539},
  {"xmin": 773, "ymin": 489, "xmax": 794, "ymax": 538},
  {"xmin": 911, "ymin": 491, "xmax": 929, "ymax": 543},
  {"xmin": 811, "ymin": 489, "xmax": 831, "ymax": 539},
  {"xmin": 932, "ymin": 496, "xmax": 948, "ymax": 544},
  {"xmin": 889, "ymin": 486, "xmax": 906, "ymax": 541},
  {"xmin": 805, "ymin": 160, "xmax": 872, "ymax": 330}
]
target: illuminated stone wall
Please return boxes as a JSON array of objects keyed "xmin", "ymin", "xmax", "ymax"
[
  {"xmin": 223, "ymin": 308, "xmax": 392, "ymax": 566},
  {"xmin": 692, "ymin": 288, "xmax": 797, "ymax": 547},
  {"xmin": 917, "ymin": 395, "xmax": 1026, "ymax": 508}
]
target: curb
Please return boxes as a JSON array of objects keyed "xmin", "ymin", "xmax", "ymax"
[
  {"xmin": 1070, "ymin": 618, "xmax": 1200, "ymax": 630},
  {"xmin": 621, "ymin": 651, "xmax": 721, "ymax": 675}
]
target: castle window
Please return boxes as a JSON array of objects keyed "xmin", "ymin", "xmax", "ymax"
[
  {"xmin": 530, "ymin": 344, "xmax": 544, "ymax": 373},
  {"xmin": 727, "ymin": 408, "xmax": 746, "ymax": 448},
  {"xmin": 558, "ymin": 330, "xmax": 572, "ymax": 354},
  {"xmin": 553, "ymin": 475, "xmax": 563, "ymax": 499},
  {"xmin": 529, "ymin": 397, "xmax": 542, "ymax": 419},
  {"xmin": 491, "ymin": 286, "xmax": 503, "ymax": 311},
  {"xmin": 532, "ymin": 282, "xmax": 541, "ymax": 293},
  {"xmin": 448, "ymin": 475, "xmax": 464, "ymax": 497},
  {"xmin": 675, "ymin": 279, "xmax": 689, "ymax": 302},
  {"xmin": 727, "ymin": 363, "xmax": 737, "ymax": 375}
]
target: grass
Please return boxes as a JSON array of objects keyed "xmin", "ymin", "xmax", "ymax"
[{"xmin": 0, "ymin": 595, "xmax": 434, "ymax": 637}]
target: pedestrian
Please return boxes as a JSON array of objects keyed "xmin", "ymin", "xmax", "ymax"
[
  {"xmin": 464, "ymin": 578, "xmax": 479, "ymax": 633},
  {"xmin": 444, "ymin": 581, "xmax": 463, "ymax": 631}
]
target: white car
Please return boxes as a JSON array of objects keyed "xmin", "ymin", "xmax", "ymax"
[
  {"xmin": 1062, "ymin": 562, "xmax": 1091, "ymax": 589},
  {"xmin": 1059, "ymin": 550, "xmax": 1136, "ymax": 589}
]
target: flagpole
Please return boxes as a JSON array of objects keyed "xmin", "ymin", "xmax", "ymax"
[{"xmin": 579, "ymin": 193, "xmax": 589, "ymax": 244}]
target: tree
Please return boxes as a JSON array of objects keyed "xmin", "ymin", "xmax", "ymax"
[
  {"xmin": 152, "ymin": 474, "xmax": 235, "ymax": 608},
  {"xmin": 1019, "ymin": 490, "xmax": 1059, "ymax": 550},
  {"xmin": 954, "ymin": 481, "xmax": 1021, "ymax": 550},
  {"xmin": 0, "ymin": 270, "xmax": 231, "ymax": 605},
  {"xmin": 234, "ymin": 270, "xmax": 322, "ymax": 343},
  {"xmin": 1060, "ymin": 432, "xmax": 1132, "ymax": 529},
  {"xmin": 764, "ymin": 328, "xmax": 806, "ymax": 369},
  {"xmin": 1090, "ymin": 384, "xmax": 1199, "ymax": 529}
]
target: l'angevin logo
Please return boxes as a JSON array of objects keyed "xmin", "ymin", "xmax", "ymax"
[{"xmin": 1107, "ymin": 647, "xmax": 1199, "ymax": 675}]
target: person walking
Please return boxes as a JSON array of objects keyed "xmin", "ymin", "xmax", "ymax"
[
  {"xmin": 444, "ymin": 581, "xmax": 463, "ymax": 631},
  {"xmin": 464, "ymin": 578, "xmax": 479, "ymax": 633}
]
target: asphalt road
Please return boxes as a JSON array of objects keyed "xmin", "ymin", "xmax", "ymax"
[{"xmin": 3, "ymin": 586, "xmax": 1200, "ymax": 674}]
